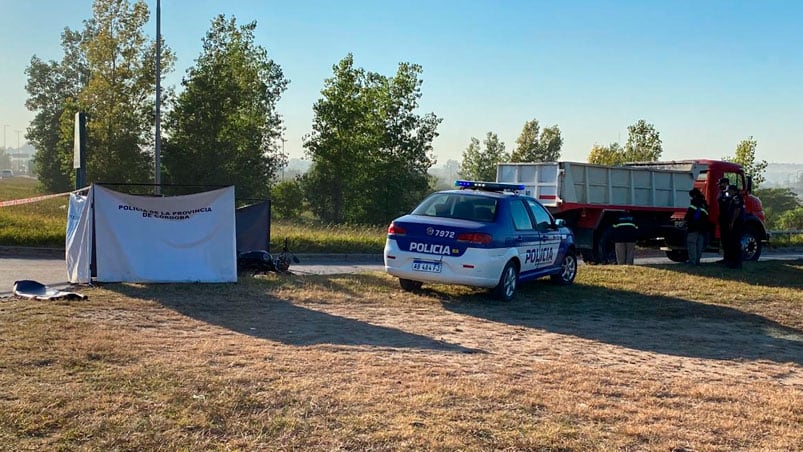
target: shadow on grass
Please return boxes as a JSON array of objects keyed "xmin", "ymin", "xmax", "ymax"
[
  {"xmin": 109, "ymin": 276, "xmax": 483, "ymax": 354},
  {"xmin": 438, "ymin": 276, "xmax": 803, "ymax": 365}
]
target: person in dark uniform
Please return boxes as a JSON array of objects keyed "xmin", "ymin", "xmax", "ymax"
[
  {"xmin": 612, "ymin": 210, "xmax": 639, "ymax": 265},
  {"xmin": 724, "ymin": 184, "xmax": 745, "ymax": 268},
  {"xmin": 716, "ymin": 177, "xmax": 730, "ymax": 263},
  {"xmin": 684, "ymin": 188, "xmax": 709, "ymax": 265}
]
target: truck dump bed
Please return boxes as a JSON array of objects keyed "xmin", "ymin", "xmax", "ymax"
[{"xmin": 497, "ymin": 161, "xmax": 706, "ymax": 210}]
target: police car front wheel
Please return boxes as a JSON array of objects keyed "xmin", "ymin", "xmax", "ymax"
[{"xmin": 551, "ymin": 250, "xmax": 577, "ymax": 285}]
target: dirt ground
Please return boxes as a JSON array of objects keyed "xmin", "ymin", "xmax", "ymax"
[{"xmin": 271, "ymin": 285, "xmax": 803, "ymax": 389}]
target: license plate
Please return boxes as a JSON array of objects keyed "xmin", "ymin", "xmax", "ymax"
[{"xmin": 412, "ymin": 261, "xmax": 441, "ymax": 273}]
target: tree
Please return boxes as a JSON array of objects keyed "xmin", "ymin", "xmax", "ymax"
[
  {"xmin": 753, "ymin": 187, "xmax": 801, "ymax": 230},
  {"xmin": 777, "ymin": 207, "xmax": 803, "ymax": 230},
  {"xmin": 510, "ymin": 119, "xmax": 562, "ymax": 162},
  {"xmin": 303, "ymin": 54, "xmax": 441, "ymax": 224},
  {"xmin": 587, "ymin": 142, "xmax": 625, "ymax": 165},
  {"xmin": 270, "ymin": 178, "xmax": 305, "ymax": 219},
  {"xmin": 163, "ymin": 15, "xmax": 287, "ymax": 200},
  {"xmin": 25, "ymin": 0, "xmax": 174, "ymax": 190},
  {"xmin": 25, "ymin": 29, "xmax": 88, "ymax": 192},
  {"xmin": 623, "ymin": 119, "xmax": 662, "ymax": 162},
  {"xmin": 723, "ymin": 137, "xmax": 768, "ymax": 189},
  {"xmin": 76, "ymin": 0, "xmax": 174, "ymax": 185},
  {"xmin": 458, "ymin": 132, "xmax": 509, "ymax": 181}
]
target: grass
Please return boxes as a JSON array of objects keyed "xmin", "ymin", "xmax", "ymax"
[
  {"xmin": 0, "ymin": 177, "xmax": 69, "ymax": 247},
  {"xmin": 1, "ymin": 260, "xmax": 802, "ymax": 450}
]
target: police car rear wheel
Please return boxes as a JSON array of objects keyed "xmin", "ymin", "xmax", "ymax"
[
  {"xmin": 399, "ymin": 278, "xmax": 423, "ymax": 292},
  {"xmin": 493, "ymin": 261, "xmax": 518, "ymax": 301}
]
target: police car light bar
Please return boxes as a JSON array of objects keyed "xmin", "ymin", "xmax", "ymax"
[{"xmin": 455, "ymin": 180, "xmax": 526, "ymax": 192}]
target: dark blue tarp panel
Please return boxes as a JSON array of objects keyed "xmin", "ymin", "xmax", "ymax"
[{"xmin": 235, "ymin": 200, "xmax": 271, "ymax": 253}]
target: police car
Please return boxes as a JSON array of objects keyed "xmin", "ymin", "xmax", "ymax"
[{"xmin": 384, "ymin": 180, "xmax": 577, "ymax": 301}]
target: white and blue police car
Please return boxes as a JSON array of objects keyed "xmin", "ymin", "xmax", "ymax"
[{"xmin": 384, "ymin": 180, "xmax": 578, "ymax": 301}]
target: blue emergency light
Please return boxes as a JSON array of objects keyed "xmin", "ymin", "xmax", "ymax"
[{"xmin": 455, "ymin": 180, "xmax": 525, "ymax": 192}]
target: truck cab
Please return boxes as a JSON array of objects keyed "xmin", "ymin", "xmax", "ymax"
[{"xmin": 693, "ymin": 160, "xmax": 768, "ymax": 260}]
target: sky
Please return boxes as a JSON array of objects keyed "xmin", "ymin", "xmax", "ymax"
[{"xmin": 1, "ymin": 0, "xmax": 802, "ymax": 165}]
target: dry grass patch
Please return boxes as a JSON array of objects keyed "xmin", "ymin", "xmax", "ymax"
[{"xmin": 1, "ymin": 260, "xmax": 802, "ymax": 450}]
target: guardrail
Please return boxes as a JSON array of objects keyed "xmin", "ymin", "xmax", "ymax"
[
  {"xmin": 769, "ymin": 230, "xmax": 802, "ymax": 246},
  {"xmin": 770, "ymin": 229, "xmax": 802, "ymax": 236}
]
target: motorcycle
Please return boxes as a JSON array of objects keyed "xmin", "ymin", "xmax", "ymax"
[{"xmin": 237, "ymin": 238, "xmax": 300, "ymax": 274}]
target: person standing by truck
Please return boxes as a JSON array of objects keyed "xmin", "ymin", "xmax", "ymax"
[
  {"xmin": 716, "ymin": 177, "xmax": 731, "ymax": 263},
  {"xmin": 684, "ymin": 188, "xmax": 709, "ymax": 265},
  {"xmin": 612, "ymin": 210, "xmax": 639, "ymax": 265},
  {"xmin": 724, "ymin": 184, "xmax": 745, "ymax": 269}
]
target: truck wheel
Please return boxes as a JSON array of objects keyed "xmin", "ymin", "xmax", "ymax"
[
  {"xmin": 665, "ymin": 249, "xmax": 689, "ymax": 263},
  {"xmin": 493, "ymin": 260, "xmax": 518, "ymax": 301},
  {"xmin": 741, "ymin": 227, "xmax": 762, "ymax": 261},
  {"xmin": 399, "ymin": 278, "xmax": 423, "ymax": 292},
  {"xmin": 580, "ymin": 249, "xmax": 597, "ymax": 264},
  {"xmin": 596, "ymin": 227, "xmax": 617, "ymax": 264}
]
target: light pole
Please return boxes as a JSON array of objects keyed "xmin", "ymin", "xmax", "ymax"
[
  {"xmin": 281, "ymin": 136, "xmax": 286, "ymax": 181},
  {"xmin": 15, "ymin": 130, "xmax": 21, "ymax": 149},
  {"xmin": 154, "ymin": 0, "xmax": 162, "ymax": 195},
  {"xmin": 2, "ymin": 125, "xmax": 7, "ymax": 150}
]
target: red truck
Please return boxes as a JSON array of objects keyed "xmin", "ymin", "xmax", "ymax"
[{"xmin": 497, "ymin": 160, "xmax": 769, "ymax": 264}]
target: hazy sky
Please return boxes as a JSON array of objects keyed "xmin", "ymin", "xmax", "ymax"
[{"xmin": 1, "ymin": 0, "xmax": 802, "ymax": 164}]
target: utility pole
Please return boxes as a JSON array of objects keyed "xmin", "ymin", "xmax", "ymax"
[
  {"xmin": 281, "ymin": 136, "xmax": 286, "ymax": 181},
  {"xmin": 15, "ymin": 130, "xmax": 21, "ymax": 149},
  {"xmin": 154, "ymin": 0, "xmax": 162, "ymax": 195},
  {"xmin": 2, "ymin": 125, "xmax": 7, "ymax": 150}
]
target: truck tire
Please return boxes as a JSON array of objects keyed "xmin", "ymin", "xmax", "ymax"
[
  {"xmin": 741, "ymin": 227, "xmax": 762, "ymax": 261},
  {"xmin": 596, "ymin": 226, "xmax": 617, "ymax": 264},
  {"xmin": 580, "ymin": 249, "xmax": 597, "ymax": 264},
  {"xmin": 665, "ymin": 249, "xmax": 689, "ymax": 263}
]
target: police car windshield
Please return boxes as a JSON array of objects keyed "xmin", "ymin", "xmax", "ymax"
[{"xmin": 412, "ymin": 193, "xmax": 498, "ymax": 222}]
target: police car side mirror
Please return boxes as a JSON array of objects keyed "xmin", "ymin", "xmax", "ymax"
[{"xmin": 554, "ymin": 218, "xmax": 566, "ymax": 228}]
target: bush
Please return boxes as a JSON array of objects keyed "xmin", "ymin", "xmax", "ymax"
[
  {"xmin": 777, "ymin": 207, "xmax": 803, "ymax": 230},
  {"xmin": 270, "ymin": 178, "xmax": 305, "ymax": 219}
]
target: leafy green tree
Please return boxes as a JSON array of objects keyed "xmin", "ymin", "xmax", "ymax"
[
  {"xmin": 458, "ymin": 132, "xmax": 509, "ymax": 181},
  {"xmin": 270, "ymin": 178, "xmax": 305, "ymax": 219},
  {"xmin": 511, "ymin": 119, "xmax": 562, "ymax": 162},
  {"xmin": 78, "ymin": 0, "xmax": 174, "ymax": 185},
  {"xmin": 753, "ymin": 187, "xmax": 801, "ymax": 229},
  {"xmin": 163, "ymin": 15, "xmax": 287, "ymax": 200},
  {"xmin": 25, "ymin": 28, "xmax": 88, "ymax": 192},
  {"xmin": 623, "ymin": 119, "xmax": 662, "ymax": 162},
  {"xmin": 723, "ymin": 137, "xmax": 768, "ymax": 189},
  {"xmin": 778, "ymin": 207, "xmax": 803, "ymax": 230},
  {"xmin": 587, "ymin": 142, "xmax": 625, "ymax": 165},
  {"xmin": 25, "ymin": 0, "xmax": 174, "ymax": 190},
  {"xmin": 304, "ymin": 54, "xmax": 440, "ymax": 224}
]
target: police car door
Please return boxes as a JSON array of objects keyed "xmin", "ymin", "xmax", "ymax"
[
  {"xmin": 526, "ymin": 199, "xmax": 560, "ymax": 269},
  {"xmin": 508, "ymin": 199, "xmax": 542, "ymax": 275}
]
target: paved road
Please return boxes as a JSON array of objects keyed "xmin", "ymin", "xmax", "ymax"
[
  {"xmin": 1, "ymin": 249, "xmax": 801, "ymax": 297},
  {"xmin": 0, "ymin": 251, "xmax": 385, "ymax": 297}
]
